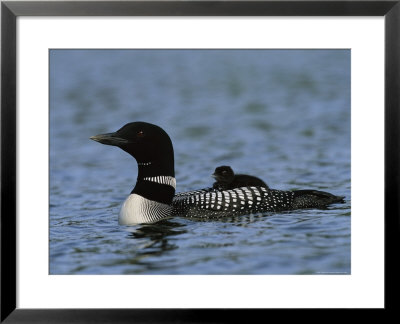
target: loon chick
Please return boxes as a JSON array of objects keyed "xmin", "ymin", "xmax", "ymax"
[
  {"xmin": 212, "ymin": 165, "xmax": 269, "ymax": 190},
  {"xmin": 91, "ymin": 122, "xmax": 345, "ymax": 225}
]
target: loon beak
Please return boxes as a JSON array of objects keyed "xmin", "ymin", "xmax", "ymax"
[
  {"xmin": 211, "ymin": 173, "xmax": 217, "ymax": 179},
  {"xmin": 90, "ymin": 132, "xmax": 129, "ymax": 146}
]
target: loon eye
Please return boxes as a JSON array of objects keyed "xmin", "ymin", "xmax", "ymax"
[
  {"xmin": 137, "ymin": 130, "xmax": 145, "ymax": 138},
  {"xmin": 222, "ymin": 171, "xmax": 228, "ymax": 175}
]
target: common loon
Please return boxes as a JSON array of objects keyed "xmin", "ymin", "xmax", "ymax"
[
  {"xmin": 212, "ymin": 165, "xmax": 269, "ymax": 190},
  {"xmin": 90, "ymin": 121, "xmax": 345, "ymax": 225}
]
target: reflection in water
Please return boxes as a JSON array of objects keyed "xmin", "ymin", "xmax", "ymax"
[
  {"xmin": 122, "ymin": 220, "xmax": 187, "ymax": 272},
  {"xmin": 128, "ymin": 219, "xmax": 187, "ymax": 240}
]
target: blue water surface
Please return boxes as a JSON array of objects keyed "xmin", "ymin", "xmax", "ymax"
[{"xmin": 49, "ymin": 49, "xmax": 350, "ymax": 274}]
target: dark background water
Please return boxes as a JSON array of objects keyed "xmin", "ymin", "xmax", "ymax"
[{"xmin": 49, "ymin": 49, "xmax": 350, "ymax": 274}]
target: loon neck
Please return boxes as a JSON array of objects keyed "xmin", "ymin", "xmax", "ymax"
[
  {"xmin": 136, "ymin": 159, "xmax": 174, "ymax": 179},
  {"xmin": 132, "ymin": 161, "xmax": 176, "ymax": 205}
]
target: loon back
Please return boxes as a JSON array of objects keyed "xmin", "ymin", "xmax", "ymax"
[
  {"xmin": 172, "ymin": 187, "xmax": 292, "ymax": 218},
  {"xmin": 172, "ymin": 187, "xmax": 344, "ymax": 218},
  {"xmin": 292, "ymin": 190, "xmax": 345, "ymax": 209},
  {"xmin": 91, "ymin": 122, "xmax": 345, "ymax": 225}
]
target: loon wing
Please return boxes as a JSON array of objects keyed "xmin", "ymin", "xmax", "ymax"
[
  {"xmin": 172, "ymin": 186, "xmax": 293, "ymax": 218},
  {"xmin": 172, "ymin": 187, "xmax": 344, "ymax": 217},
  {"xmin": 292, "ymin": 190, "xmax": 345, "ymax": 209}
]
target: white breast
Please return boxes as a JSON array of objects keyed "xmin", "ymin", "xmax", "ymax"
[{"xmin": 119, "ymin": 194, "xmax": 172, "ymax": 225}]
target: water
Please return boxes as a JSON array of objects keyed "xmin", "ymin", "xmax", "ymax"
[{"xmin": 49, "ymin": 49, "xmax": 350, "ymax": 274}]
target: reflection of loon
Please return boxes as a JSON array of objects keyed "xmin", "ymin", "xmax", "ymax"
[
  {"xmin": 91, "ymin": 122, "xmax": 345, "ymax": 225},
  {"xmin": 212, "ymin": 165, "xmax": 269, "ymax": 190}
]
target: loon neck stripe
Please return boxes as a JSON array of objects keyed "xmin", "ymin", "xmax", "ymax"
[
  {"xmin": 143, "ymin": 176, "xmax": 176, "ymax": 189},
  {"xmin": 138, "ymin": 162, "xmax": 152, "ymax": 166}
]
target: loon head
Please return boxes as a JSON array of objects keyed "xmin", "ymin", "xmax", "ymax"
[
  {"xmin": 212, "ymin": 165, "xmax": 235, "ymax": 183},
  {"xmin": 90, "ymin": 121, "xmax": 175, "ymax": 177},
  {"xmin": 91, "ymin": 122, "xmax": 176, "ymax": 225}
]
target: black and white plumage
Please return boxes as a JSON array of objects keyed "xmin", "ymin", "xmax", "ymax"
[
  {"xmin": 172, "ymin": 187, "xmax": 291, "ymax": 218},
  {"xmin": 91, "ymin": 122, "xmax": 345, "ymax": 225},
  {"xmin": 212, "ymin": 165, "xmax": 269, "ymax": 190},
  {"xmin": 119, "ymin": 193, "xmax": 172, "ymax": 224}
]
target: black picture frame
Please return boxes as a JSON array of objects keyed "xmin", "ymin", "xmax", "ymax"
[{"xmin": 1, "ymin": 0, "xmax": 399, "ymax": 322}]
